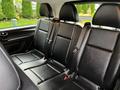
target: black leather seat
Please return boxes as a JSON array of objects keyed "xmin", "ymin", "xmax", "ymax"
[
  {"xmin": 38, "ymin": 3, "xmax": 120, "ymax": 90},
  {"xmin": 12, "ymin": 3, "xmax": 54, "ymax": 67},
  {"xmin": 29, "ymin": 4, "xmax": 81, "ymax": 82},
  {"xmin": 10, "ymin": 4, "xmax": 81, "ymax": 84},
  {"xmin": 21, "ymin": 3, "xmax": 82, "ymax": 84}
]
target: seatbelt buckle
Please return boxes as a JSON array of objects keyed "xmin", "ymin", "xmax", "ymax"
[
  {"xmin": 64, "ymin": 69, "xmax": 70, "ymax": 80},
  {"xmin": 63, "ymin": 69, "xmax": 73, "ymax": 80},
  {"xmin": 64, "ymin": 74, "xmax": 71, "ymax": 80},
  {"xmin": 64, "ymin": 72, "xmax": 76, "ymax": 80}
]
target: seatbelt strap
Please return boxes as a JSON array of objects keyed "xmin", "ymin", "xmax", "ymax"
[
  {"xmin": 48, "ymin": 20, "xmax": 60, "ymax": 44},
  {"xmin": 73, "ymin": 22, "xmax": 91, "ymax": 53},
  {"xmin": 76, "ymin": 27, "xmax": 91, "ymax": 71},
  {"xmin": 73, "ymin": 25, "xmax": 89, "ymax": 54},
  {"xmin": 70, "ymin": 24, "xmax": 91, "ymax": 73},
  {"xmin": 45, "ymin": 20, "xmax": 60, "ymax": 58},
  {"xmin": 68, "ymin": 26, "xmax": 92, "ymax": 80},
  {"xmin": 44, "ymin": 21, "xmax": 55, "ymax": 58},
  {"xmin": 46, "ymin": 20, "xmax": 54, "ymax": 43}
]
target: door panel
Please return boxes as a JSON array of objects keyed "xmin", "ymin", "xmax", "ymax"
[{"xmin": 0, "ymin": 26, "xmax": 36, "ymax": 54}]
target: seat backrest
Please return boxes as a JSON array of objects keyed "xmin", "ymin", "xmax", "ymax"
[
  {"xmin": 76, "ymin": 3, "xmax": 120, "ymax": 90},
  {"xmin": 40, "ymin": 3, "xmax": 53, "ymax": 18},
  {"xmin": 34, "ymin": 3, "xmax": 53, "ymax": 55},
  {"xmin": 51, "ymin": 3, "xmax": 82, "ymax": 66}
]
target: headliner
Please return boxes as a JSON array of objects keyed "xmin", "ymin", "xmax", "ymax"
[{"xmin": 37, "ymin": 0, "xmax": 120, "ymax": 18}]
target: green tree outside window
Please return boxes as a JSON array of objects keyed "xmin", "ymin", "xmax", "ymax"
[
  {"xmin": 1, "ymin": 0, "xmax": 16, "ymax": 19},
  {"xmin": 22, "ymin": 0, "xmax": 32, "ymax": 18}
]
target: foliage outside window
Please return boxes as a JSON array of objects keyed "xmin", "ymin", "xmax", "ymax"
[
  {"xmin": 76, "ymin": 4, "xmax": 95, "ymax": 16},
  {"xmin": 0, "ymin": 0, "xmax": 40, "ymax": 29},
  {"xmin": 0, "ymin": 4, "xmax": 5, "ymax": 20},
  {"xmin": 1, "ymin": 0, "xmax": 16, "ymax": 19},
  {"xmin": 0, "ymin": 1, "xmax": 100, "ymax": 29},
  {"xmin": 36, "ymin": 0, "xmax": 41, "ymax": 18},
  {"xmin": 22, "ymin": 0, "xmax": 33, "ymax": 18},
  {"xmin": 75, "ymin": 3, "xmax": 100, "ymax": 25}
]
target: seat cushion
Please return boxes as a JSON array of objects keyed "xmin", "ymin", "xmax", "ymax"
[
  {"xmin": 16, "ymin": 53, "xmax": 39, "ymax": 63},
  {"xmin": 31, "ymin": 64, "xmax": 60, "ymax": 81},
  {"xmin": 12, "ymin": 49, "xmax": 44, "ymax": 64},
  {"xmin": 15, "ymin": 64, "xmax": 39, "ymax": 90},
  {"xmin": 38, "ymin": 74, "xmax": 84, "ymax": 90},
  {"xmin": 12, "ymin": 49, "xmax": 46, "ymax": 71},
  {"xmin": 24, "ymin": 70, "xmax": 42, "ymax": 85},
  {"xmin": 19, "ymin": 59, "xmax": 46, "ymax": 70}
]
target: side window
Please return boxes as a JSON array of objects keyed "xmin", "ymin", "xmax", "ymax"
[
  {"xmin": 75, "ymin": 3, "xmax": 100, "ymax": 26},
  {"xmin": 0, "ymin": 0, "xmax": 41, "ymax": 29}
]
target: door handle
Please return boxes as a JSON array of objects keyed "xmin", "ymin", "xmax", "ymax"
[
  {"xmin": 0, "ymin": 32, "xmax": 8, "ymax": 37},
  {"xmin": 0, "ymin": 32, "xmax": 8, "ymax": 41}
]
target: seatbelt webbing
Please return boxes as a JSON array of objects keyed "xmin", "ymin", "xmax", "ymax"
[
  {"xmin": 48, "ymin": 21, "xmax": 60, "ymax": 44},
  {"xmin": 76, "ymin": 27, "xmax": 91, "ymax": 70},
  {"xmin": 70, "ymin": 25, "xmax": 91, "ymax": 72},
  {"xmin": 73, "ymin": 26, "xmax": 89, "ymax": 53},
  {"xmin": 65, "ymin": 25, "xmax": 91, "ymax": 78},
  {"xmin": 48, "ymin": 23, "xmax": 56, "ymax": 44}
]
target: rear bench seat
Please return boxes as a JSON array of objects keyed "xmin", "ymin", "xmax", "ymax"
[
  {"xmin": 12, "ymin": 3, "xmax": 54, "ymax": 65},
  {"xmin": 12, "ymin": 19, "xmax": 53, "ymax": 66},
  {"xmin": 38, "ymin": 3, "xmax": 120, "ymax": 90},
  {"xmin": 12, "ymin": 3, "xmax": 82, "ymax": 85}
]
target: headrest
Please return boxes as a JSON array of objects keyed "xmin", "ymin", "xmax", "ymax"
[
  {"xmin": 40, "ymin": 3, "xmax": 53, "ymax": 18},
  {"xmin": 59, "ymin": 3, "xmax": 79, "ymax": 22},
  {"xmin": 93, "ymin": 3, "xmax": 120, "ymax": 28}
]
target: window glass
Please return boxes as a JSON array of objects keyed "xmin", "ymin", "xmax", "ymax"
[
  {"xmin": 0, "ymin": 1, "xmax": 101, "ymax": 29},
  {"xmin": 75, "ymin": 3, "xmax": 100, "ymax": 26},
  {"xmin": 0, "ymin": 0, "xmax": 39, "ymax": 29}
]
